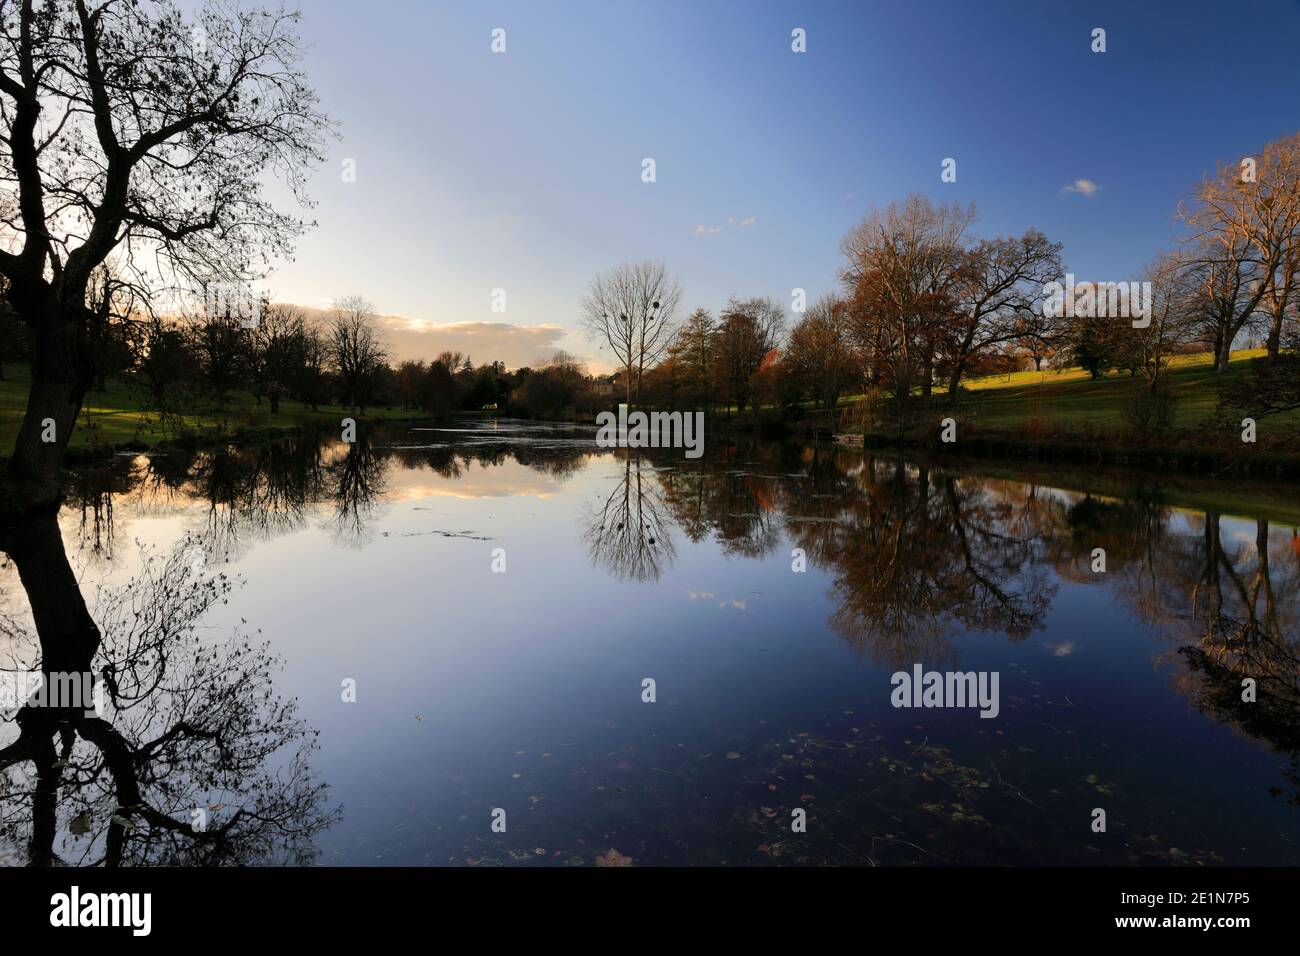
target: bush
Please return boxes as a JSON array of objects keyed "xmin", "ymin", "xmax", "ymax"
[{"xmin": 1123, "ymin": 384, "xmax": 1176, "ymax": 439}]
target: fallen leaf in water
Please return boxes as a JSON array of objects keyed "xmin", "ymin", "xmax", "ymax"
[
  {"xmin": 595, "ymin": 848, "xmax": 633, "ymax": 867},
  {"xmin": 69, "ymin": 812, "xmax": 91, "ymax": 836}
]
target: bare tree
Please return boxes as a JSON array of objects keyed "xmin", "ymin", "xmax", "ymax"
[
  {"xmin": 580, "ymin": 261, "xmax": 682, "ymax": 405},
  {"xmin": 840, "ymin": 196, "xmax": 974, "ymax": 408},
  {"xmin": 328, "ymin": 296, "xmax": 386, "ymax": 415},
  {"xmin": 0, "ymin": 0, "xmax": 331, "ymax": 507},
  {"xmin": 1178, "ymin": 132, "xmax": 1300, "ymax": 371},
  {"xmin": 248, "ymin": 302, "xmax": 309, "ymax": 413},
  {"xmin": 186, "ymin": 298, "xmax": 245, "ymax": 405},
  {"xmin": 1124, "ymin": 252, "xmax": 1201, "ymax": 392},
  {"xmin": 941, "ymin": 230, "xmax": 1063, "ymax": 403}
]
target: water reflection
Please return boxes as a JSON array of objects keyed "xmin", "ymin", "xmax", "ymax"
[
  {"xmin": 585, "ymin": 456, "xmax": 676, "ymax": 583},
  {"xmin": 0, "ymin": 509, "xmax": 334, "ymax": 865},
  {"xmin": 1, "ymin": 421, "xmax": 1297, "ymax": 865}
]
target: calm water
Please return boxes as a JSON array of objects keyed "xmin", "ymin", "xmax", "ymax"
[{"xmin": 2, "ymin": 419, "xmax": 1298, "ymax": 866}]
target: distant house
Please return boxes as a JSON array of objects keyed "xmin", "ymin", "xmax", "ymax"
[{"xmin": 590, "ymin": 374, "xmax": 616, "ymax": 398}]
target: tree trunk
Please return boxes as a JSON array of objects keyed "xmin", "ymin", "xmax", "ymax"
[
  {"xmin": 1, "ymin": 509, "xmax": 102, "ymax": 673},
  {"xmin": 1215, "ymin": 338, "xmax": 1232, "ymax": 373},
  {"xmin": 7, "ymin": 314, "xmax": 89, "ymax": 506},
  {"xmin": 1266, "ymin": 313, "xmax": 1283, "ymax": 361},
  {"xmin": 945, "ymin": 365, "xmax": 962, "ymax": 407}
]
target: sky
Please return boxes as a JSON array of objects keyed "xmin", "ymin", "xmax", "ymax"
[{"xmin": 252, "ymin": 0, "xmax": 1300, "ymax": 371}]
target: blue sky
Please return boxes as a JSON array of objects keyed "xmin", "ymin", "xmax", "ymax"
[{"xmin": 261, "ymin": 0, "xmax": 1300, "ymax": 369}]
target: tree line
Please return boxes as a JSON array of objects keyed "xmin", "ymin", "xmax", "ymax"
[
  {"xmin": 2, "ymin": 0, "xmax": 1297, "ymax": 513},
  {"xmin": 592, "ymin": 131, "xmax": 1300, "ymax": 428}
]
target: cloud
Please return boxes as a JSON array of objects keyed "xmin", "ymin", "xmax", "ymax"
[
  {"xmin": 696, "ymin": 216, "xmax": 756, "ymax": 236},
  {"xmin": 286, "ymin": 304, "xmax": 569, "ymax": 369},
  {"xmin": 1061, "ymin": 178, "xmax": 1101, "ymax": 198}
]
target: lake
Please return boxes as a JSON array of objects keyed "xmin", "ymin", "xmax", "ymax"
[{"xmin": 1, "ymin": 419, "xmax": 1297, "ymax": 866}]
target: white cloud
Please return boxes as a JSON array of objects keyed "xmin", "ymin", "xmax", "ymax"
[
  {"xmin": 1062, "ymin": 178, "xmax": 1101, "ymax": 198},
  {"xmin": 697, "ymin": 216, "xmax": 755, "ymax": 235}
]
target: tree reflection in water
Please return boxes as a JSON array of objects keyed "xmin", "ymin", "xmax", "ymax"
[
  {"xmin": 0, "ymin": 510, "xmax": 335, "ymax": 865},
  {"xmin": 2, "ymin": 425, "xmax": 1298, "ymax": 863}
]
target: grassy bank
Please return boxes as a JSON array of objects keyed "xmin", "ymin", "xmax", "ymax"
[
  {"xmin": 0, "ymin": 363, "xmax": 429, "ymax": 458},
  {"xmin": 800, "ymin": 349, "xmax": 1300, "ymax": 477}
]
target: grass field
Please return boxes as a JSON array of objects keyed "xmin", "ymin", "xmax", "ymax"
[
  {"xmin": 828, "ymin": 348, "xmax": 1300, "ymax": 437},
  {"xmin": 0, "ymin": 362, "xmax": 428, "ymax": 454},
  {"xmin": 951, "ymin": 349, "xmax": 1299, "ymax": 430}
]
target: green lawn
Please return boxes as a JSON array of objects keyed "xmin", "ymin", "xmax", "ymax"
[
  {"xmin": 0, "ymin": 362, "xmax": 428, "ymax": 454},
  {"xmin": 822, "ymin": 349, "xmax": 1300, "ymax": 437},
  {"xmin": 951, "ymin": 348, "xmax": 1300, "ymax": 432}
]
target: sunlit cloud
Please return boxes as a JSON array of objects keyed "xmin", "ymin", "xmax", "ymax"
[
  {"xmin": 1061, "ymin": 178, "xmax": 1101, "ymax": 198},
  {"xmin": 288, "ymin": 303, "xmax": 568, "ymax": 369}
]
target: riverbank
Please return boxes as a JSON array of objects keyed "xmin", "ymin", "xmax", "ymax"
[
  {"xmin": 779, "ymin": 349, "xmax": 1300, "ymax": 479},
  {"xmin": 0, "ymin": 363, "xmax": 434, "ymax": 461}
]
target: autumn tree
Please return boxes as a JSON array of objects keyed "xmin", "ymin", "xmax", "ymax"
[
  {"xmin": 666, "ymin": 307, "xmax": 716, "ymax": 411},
  {"xmin": 784, "ymin": 294, "xmax": 857, "ymax": 409},
  {"xmin": 941, "ymin": 230, "xmax": 1062, "ymax": 403},
  {"xmin": 714, "ymin": 296, "xmax": 785, "ymax": 417},
  {"xmin": 1179, "ymin": 132, "xmax": 1300, "ymax": 371},
  {"xmin": 840, "ymin": 196, "xmax": 974, "ymax": 408}
]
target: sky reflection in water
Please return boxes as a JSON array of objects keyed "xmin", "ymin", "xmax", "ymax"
[{"xmin": 2, "ymin": 419, "xmax": 1298, "ymax": 866}]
